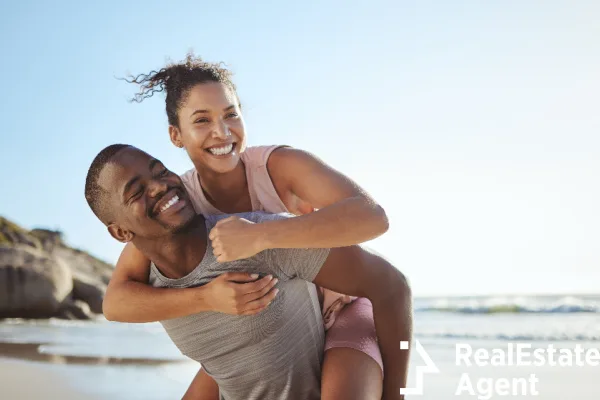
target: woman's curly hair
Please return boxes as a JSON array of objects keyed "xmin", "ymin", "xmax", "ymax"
[{"xmin": 125, "ymin": 52, "xmax": 238, "ymax": 127}]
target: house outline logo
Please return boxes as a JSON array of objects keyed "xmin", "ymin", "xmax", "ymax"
[{"xmin": 400, "ymin": 340, "xmax": 440, "ymax": 396}]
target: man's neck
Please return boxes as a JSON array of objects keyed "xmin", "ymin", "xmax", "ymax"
[{"xmin": 133, "ymin": 214, "xmax": 208, "ymax": 279}]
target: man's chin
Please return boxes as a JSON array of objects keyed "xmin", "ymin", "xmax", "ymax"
[{"xmin": 170, "ymin": 213, "xmax": 200, "ymax": 234}]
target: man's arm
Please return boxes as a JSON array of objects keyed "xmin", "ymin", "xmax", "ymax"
[
  {"xmin": 104, "ymin": 242, "xmax": 278, "ymax": 322},
  {"xmin": 103, "ymin": 243, "xmax": 207, "ymax": 322},
  {"xmin": 312, "ymin": 246, "xmax": 412, "ymax": 400}
]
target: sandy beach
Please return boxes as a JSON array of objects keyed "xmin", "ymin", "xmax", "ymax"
[
  {"xmin": 1, "ymin": 357, "xmax": 98, "ymax": 400},
  {"xmin": 2, "ymin": 338, "xmax": 599, "ymax": 399}
]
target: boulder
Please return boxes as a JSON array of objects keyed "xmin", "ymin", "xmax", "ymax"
[
  {"xmin": 0, "ymin": 245, "xmax": 72, "ymax": 318},
  {"xmin": 0, "ymin": 216, "xmax": 114, "ymax": 319}
]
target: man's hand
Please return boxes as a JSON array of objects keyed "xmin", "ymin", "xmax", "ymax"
[
  {"xmin": 202, "ymin": 272, "xmax": 279, "ymax": 315},
  {"xmin": 209, "ymin": 216, "xmax": 267, "ymax": 262}
]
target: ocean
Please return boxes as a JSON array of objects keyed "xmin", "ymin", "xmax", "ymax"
[{"xmin": 1, "ymin": 294, "xmax": 599, "ymax": 399}]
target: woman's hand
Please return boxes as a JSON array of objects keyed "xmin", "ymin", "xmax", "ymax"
[
  {"xmin": 202, "ymin": 272, "xmax": 279, "ymax": 315},
  {"xmin": 209, "ymin": 216, "xmax": 267, "ymax": 262}
]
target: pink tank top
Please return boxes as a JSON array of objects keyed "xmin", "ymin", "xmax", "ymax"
[{"xmin": 180, "ymin": 145, "xmax": 353, "ymax": 330}]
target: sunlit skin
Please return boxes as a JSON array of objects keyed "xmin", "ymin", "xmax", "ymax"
[
  {"xmin": 99, "ymin": 146, "xmax": 206, "ymax": 279},
  {"xmin": 168, "ymin": 82, "xmax": 252, "ymax": 213},
  {"xmin": 101, "ymin": 148, "xmax": 196, "ymax": 237}
]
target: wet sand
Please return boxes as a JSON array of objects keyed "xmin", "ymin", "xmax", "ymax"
[
  {"xmin": 1, "ymin": 357, "xmax": 96, "ymax": 400},
  {"xmin": 0, "ymin": 341, "xmax": 178, "ymax": 366},
  {"xmin": 0, "ymin": 341, "xmax": 190, "ymax": 400}
]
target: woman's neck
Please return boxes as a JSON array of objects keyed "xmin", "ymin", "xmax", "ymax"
[{"xmin": 195, "ymin": 160, "xmax": 253, "ymax": 213}]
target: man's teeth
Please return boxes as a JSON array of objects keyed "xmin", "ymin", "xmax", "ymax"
[
  {"xmin": 208, "ymin": 143, "xmax": 233, "ymax": 156},
  {"xmin": 160, "ymin": 195, "xmax": 180, "ymax": 213}
]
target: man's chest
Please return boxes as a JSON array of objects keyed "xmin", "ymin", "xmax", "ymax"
[{"xmin": 160, "ymin": 278, "xmax": 322, "ymax": 363}]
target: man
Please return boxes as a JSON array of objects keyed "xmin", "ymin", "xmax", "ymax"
[{"xmin": 84, "ymin": 144, "xmax": 409, "ymax": 400}]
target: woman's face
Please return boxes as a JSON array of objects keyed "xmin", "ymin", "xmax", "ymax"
[{"xmin": 170, "ymin": 82, "xmax": 247, "ymax": 174}]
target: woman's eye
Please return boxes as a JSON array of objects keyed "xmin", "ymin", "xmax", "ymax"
[
  {"xmin": 225, "ymin": 112, "xmax": 238, "ymax": 118},
  {"xmin": 195, "ymin": 118, "xmax": 209, "ymax": 123}
]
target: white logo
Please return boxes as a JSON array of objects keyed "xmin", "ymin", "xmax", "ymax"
[{"xmin": 400, "ymin": 340, "xmax": 440, "ymax": 396}]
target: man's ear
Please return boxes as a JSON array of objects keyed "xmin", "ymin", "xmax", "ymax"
[
  {"xmin": 107, "ymin": 223, "xmax": 134, "ymax": 243},
  {"xmin": 168, "ymin": 125, "xmax": 184, "ymax": 148}
]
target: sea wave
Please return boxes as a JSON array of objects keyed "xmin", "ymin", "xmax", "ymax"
[
  {"xmin": 414, "ymin": 295, "xmax": 600, "ymax": 314},
  {"xmin": 418, "ymin": 332, "xmax": 600, "ymax": 342}
]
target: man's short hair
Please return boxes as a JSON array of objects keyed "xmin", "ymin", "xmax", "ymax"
[{"xmin": 84, "ymin": 144, "xmax": 130, "ymax": 224}]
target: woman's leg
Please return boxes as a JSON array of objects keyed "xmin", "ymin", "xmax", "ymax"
[
  {"xmin": 320, "ymin": 297, "xmax": 384, "ymax": 400},
  {"xmin": 321, "ymin": 348, "xmax": 383, "ymax": 400},
  {"xmin": 182, "ymin": 367, "xmax": 220, "ymax": 400}
]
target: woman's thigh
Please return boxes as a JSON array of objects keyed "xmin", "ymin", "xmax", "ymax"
[{"xmin": 321, "ymin": 297, "xmax": 383, "ymax": 400}]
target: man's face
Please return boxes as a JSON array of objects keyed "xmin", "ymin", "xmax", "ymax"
[{"xmin": 98, "ymin": 146, "xmax": 197, "ymax": 241}]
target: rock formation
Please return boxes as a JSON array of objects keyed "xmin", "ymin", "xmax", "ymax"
[{"xmin": 0, "ymin": 216, "xmax": 113, "ymax": 319}]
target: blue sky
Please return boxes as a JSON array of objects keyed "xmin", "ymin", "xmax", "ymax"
[{"xmin": 1, "ymin": 1, "xmax": 598, "ymax": 296}]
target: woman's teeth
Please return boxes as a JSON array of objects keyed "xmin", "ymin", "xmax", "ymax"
[
  {"xmin": 160, "ymin": 195, "xmax": 180, "ymax": 213},
  {"xmin": 208, "ymin": 143, "xmax": 233, "ymax": 156}
]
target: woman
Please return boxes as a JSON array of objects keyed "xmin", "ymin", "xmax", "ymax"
[{"xmin": 106, "ymin": 54, "xmax": 412, "ymax": 400}]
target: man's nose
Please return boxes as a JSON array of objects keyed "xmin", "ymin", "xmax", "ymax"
[{"xmin": 147, "ymin": 179, "xmax": 168, "ymax": 198}]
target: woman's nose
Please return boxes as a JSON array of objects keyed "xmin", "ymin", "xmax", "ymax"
[{"xmin": 211, "ymin": 119, "xmax": 231, "ymax": 139}]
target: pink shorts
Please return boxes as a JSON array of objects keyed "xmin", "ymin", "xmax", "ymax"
[{"xmin": 323, "ymin": 297, "xmax": 383, "ymax": 374}]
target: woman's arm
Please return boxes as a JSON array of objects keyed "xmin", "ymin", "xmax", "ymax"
[
  {"xmin": 103, "ymin": 242, "xmax": 279, "ymax": 322},
  {"xmin": 209, "ymin": 147, "xmax": 389, "ymax": 261},
  {"xmin": 263, "ymin": 147, "xmax": 389, "ymax": 247}
]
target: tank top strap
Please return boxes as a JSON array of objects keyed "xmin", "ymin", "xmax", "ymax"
[
  {"xmin": 240, "ymin": 145, "xmax": 290, "ymax": 214},
  {"xmin": 179, "ymin": 168, "xmax": 224, "ymax": 215}
]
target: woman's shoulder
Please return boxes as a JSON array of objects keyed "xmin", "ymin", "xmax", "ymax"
[
  {"xmin": 241, "ymin": 145, "xmax": 290, "ymax": 168},
  {"xmin": 179, "ymin": 167, "xmax": 197, "ymax": 184}
]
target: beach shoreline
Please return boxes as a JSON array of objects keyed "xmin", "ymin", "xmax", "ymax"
[{"xmin": 0, "ymin": 357, "xmax": 98, "ymax": 400}]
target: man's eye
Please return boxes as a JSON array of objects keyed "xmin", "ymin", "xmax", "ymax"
[
  {"xmin": 129, "ymin": 190, "xmax": 143, "ymax": 202},
  {"xmin": 225, "ymin": 112, "xmax": 238, "ymax": 118},
  {"xmin": 159, "ymin": 169, "xmax": 168, "ymax": 176},
  {"xmin": 195, "ymin": 118, "xmax": 209, "ymax": 123}
]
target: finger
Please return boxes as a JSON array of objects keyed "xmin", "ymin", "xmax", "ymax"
[
  {"xmin": 223, "ymin": 272, "xmax": 261, "ymax": 283},
  {"xmin": 208, "ymin": 229, "xmax": 218, "ymax": 241},
  {"xmin": 237, "ymin": 275, "xmax": 275, "ymax": 295},
  {"xmin": 217, "ymin": 254, "xmax": 233, "ymax": 263},
  {"xmin": 243, "ymin": 288, "xmax": 280, "ymax": 311},
  {"xmin": 216, "ymin": 216, "xmax": 236, "ymax": 226},
  {"xmin": 241, "ymin": 278, "xmax": 278, "ymax": 303}
]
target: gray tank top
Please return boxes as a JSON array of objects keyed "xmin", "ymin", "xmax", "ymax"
[{"xmin": 149, "ymin": 212, "xmax": 328, "ymax": 400}]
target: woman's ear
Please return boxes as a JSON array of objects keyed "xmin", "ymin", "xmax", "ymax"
[
  {"xmin": 107, "ymin": 223, "xmax": 134, "ymax": 243},
  {"xmin": 169, "ymin": 125, "xmax": 184, "ymax": 148}
]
